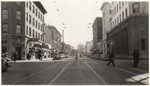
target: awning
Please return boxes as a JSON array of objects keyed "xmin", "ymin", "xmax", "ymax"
[
  {"xmin": 28, "ymin": 38, "xmax": 39, "ymax": 42},
  {"xmin": 34, "ymin": 44, "xmax": 42, "ymax": 48},
  {"xmin": 42, "ymin": 43, "xmax": 49, "ymax": 49}
]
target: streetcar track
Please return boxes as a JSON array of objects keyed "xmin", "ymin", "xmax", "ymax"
[
  {"xmin": 82, "ymin": 60, "xmax": 108, "ymax": 85},
  {"xmin": 49, "ymin": 60, "xmax": 73, "ymax": 85},
  {"xmin": 83, "ymin": 58, "xmax": 148, "ymax": 85},
  {"xmin": 14, "ymin": 62, "xmax": 62, "ymax": 85}
]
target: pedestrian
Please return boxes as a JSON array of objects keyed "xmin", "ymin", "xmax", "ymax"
[
  {"xmin": 75, "ymin": 53, "xmax": 78, "ymax": 59},
  {"xmin": 107, "ymin": 51, "xmax": 115, "ymax": 66},
  {"xmin": 38, "ymin": 50, "xmax": 42, "ymax": 60},
  {"xmin": 27, "ymin": 53, "xmax": 30, "ymax": 60},
  {"xmin": 12, "ymin": 52, "xmax": 17, "ymax": 62},
  {"xmin": 132, "ymin": 49, "xmax": 140, "ymax": 67}
]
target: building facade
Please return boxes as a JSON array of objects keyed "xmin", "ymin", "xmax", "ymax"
[
  {"xmin": 45, "ymin": 25, "xmax": 62, "ymax": 53},
  {"xmin": 85, "ymin": 41, "xmax": 93, "ymax": 54},
  {"xmin": 100, "ymin": 2, "xmax": 113, "ymax": 56},
  {"xmin": 105, "ymin": 2, "xmax": 148, "ymax": 59},
  {"xmin": 92, "ymin": 17, "xmax": 103, "ymax": 49},
  {"xmin": 2, "ymin": 1, "xmax": 47, "ymax": 60}
]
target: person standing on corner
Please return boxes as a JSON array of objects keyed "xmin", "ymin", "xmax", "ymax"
[
  {"xmin": 107, "ymin": 50, "xmax": 115, "ymax": 66},
  {"xmin": 132, "ymin": 49, "xmax": 140, "ymax": 67}
]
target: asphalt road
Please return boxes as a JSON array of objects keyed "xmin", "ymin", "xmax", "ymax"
[{"xmin": 2, "ymin": 56, "xmax": 149, "ymax": 85}]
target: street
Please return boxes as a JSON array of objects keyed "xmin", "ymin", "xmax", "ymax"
[{"xmin": 2, "ymin": 56, "xmax": 148, "ymax": 85}]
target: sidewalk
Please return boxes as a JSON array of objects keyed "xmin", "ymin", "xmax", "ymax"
[{"xmin": 9, "ymin": 58, "xmax": 53, "ymax": 62}]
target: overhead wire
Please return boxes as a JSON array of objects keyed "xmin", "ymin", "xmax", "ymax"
[{"xmin": 52, "ymin": 0, "xmax": 66, "ymax": 29}]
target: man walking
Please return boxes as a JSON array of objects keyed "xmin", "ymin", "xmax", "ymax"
[
  {"xmin": 107, "ymin": 51, "xmax": 115, "ymax": 66},
  {"xmin": 132, "ymin": 49, "xmax": 140, "ymax": 67},
  {"xmin": 12, "ymin": 52, "xmax": 17, "ymax": 62}
]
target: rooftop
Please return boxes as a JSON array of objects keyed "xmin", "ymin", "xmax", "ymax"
[{"xmin": 33, "ymin": 2, "xmax": 47, "ymax": 14}]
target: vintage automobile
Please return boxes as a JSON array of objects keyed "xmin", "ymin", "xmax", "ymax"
[
  {"xmin": 2, "ymin": 58, "xmax": 11, "ymax": 72},
  {"xmin": 2, "ymin": 53, "xmax": 11, "ymax": 72}
]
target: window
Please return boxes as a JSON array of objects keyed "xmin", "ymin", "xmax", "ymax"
[
  {"xmin": 16, "ymin": 10, "xmax": 21, "ymax": 20},
  {"xmin": 36, "ymin": 21, "xmax": 37, "ymax": 28},
  {"xmin": 117, "ymin": 17, "xmax": 119, "ymax": 24},
  {"xmin": 29, "ymin": 28, "xmax": 31, "ymax": 36},
  {"xmin": 38, "ymin": 23, "xmax": 40, "ymax": 29},
  {"xmin": 132, "ymin": 3, "xmax": 139, "ymax": 13},
  {"xmin": 2, "ymin": 10, "xmax": 8, "ymax": 19},
  {"xmin": 33, "ymin": 18, "xmax": 34, "ymax": 26},
  {"xmin": 125, "ymin": 8, "xmax": 128, "ymax": 17},
  {"xmin": 33, "ymin": 30, "xmax": 34, "ymax": 38},
  {"xmin": 29, "ymin": 15, "xmax": 31, "ymax": 24},
  {"xmin": 36, "ymin": 9, "xmax": 37, "ymax": 16},
  {"xmin": 117, "ymin": 4, "xmax": 118, "ymax": 13},
  {"xmin": 41, "ymin": 25, "xmax": 42, "ymax": 31},
  {"xmin": 26, "ymin": 12, "xmax": 28, "ymax": 22},
  {"xmin": 38, "ymin": 33, "xmax": 40, "ymax": 40},
  {"xmin": 41, "ymin": 34, "xmax": 42, "ymax": 41},
  {"xmin": 120, "ymin": 14, "xmax": 121, "ymax": 22},
  {"xmin": 29, "ymin": 2, "xmax": 31, "ymax": 10},
  {"xmin": 119, "ymin": 2, "xmax": 121, "ymax": 10},
  {"xmin": 41, "ymin": 14, "xmax": 42, "ymax": 21},
  {"xmin": 122, "ymin": 11, "xmax": 124, "ymax": 20},
  {"xmin": 2, "ymin": 40, "xmax": 7, "ymax": 44},
  {"xmin": 141, "ymin": 38, "xmax": 146, "ymax": 50},
  {"xmin": 43, "ymin": 16, "xmax": 44, "ymax": 22},
  {"xmin": 114, "ymin": 7, "xmax": 116, "ymax": 15},
  {"xmin": 26, "ymin": 26, "xmax": 28, "ymax": 35},
  {"xmin": 122, "ymin": 2, "xmax": 124, "ymax": 7},
  {"xmin": 16, "ymin": 24, "xmax": 21, "ymax": 34},
  {"xmin": 16, "ymin": 2, "xmax": 21, "ymax": 5},
  {"xmin": 36, "ymin": 31, "xmax": 37, "ymax": 38},
  {"xmin": 33, "ymin": 5, "xmax": 35, "ymax": 13},
  {"xmin": 2, "ymin": 24, "xmax": 8, "ymax": 33},
  {"xmin": 38, "ymin": 12, "xmax": 40, "ymax": 18}
]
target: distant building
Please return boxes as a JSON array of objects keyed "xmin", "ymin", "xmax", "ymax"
[
  {"xmin": 103, "ymin": 2, "xmax": 148, "ymax": 59},
  {"xmin": 45, "ymin": 25, "xmax": 62, "ymax": 51},
  {"xmin": 92, "ymin": 17, "xmax": 103, "ymax": 49},
  {"xmin": 1, "ymin": 1, "xmax": 47, "ymax": 60},
  {"xmin": 77, "ymin": 44, "xmax": 85, "ymax": 55},
  {"xmin": 85, "ymin": 41, "xmax": 93, "ymax": 54}
]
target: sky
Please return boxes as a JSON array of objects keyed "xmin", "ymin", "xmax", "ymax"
[{"xmin": 41, "ymin": 0, "xmax": 103, "ymax": 49}]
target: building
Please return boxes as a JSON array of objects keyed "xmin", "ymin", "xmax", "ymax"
[
  {"xmin": 1, "ymin": 1, "xmax": 47, "ymax": 60},
  {"xmin": 92, "ymin": 17, "xmax": 103, "ymax": 49},
  {"xmin": 45, "ymin": 25, "xmax": 62, "ymax": 54},
  {"xmin": 85, "ymin": 41, "xmax": 93, "ymax": 54},
  {"xmin": 100, "ymin": 2, "xmax": 113, "ymax": 56},
  {"xmin": 105, "ymin": 2, "xmax": 148, "ymax": 59},
  {"xmin": 77, "ymin": 44, "xmax": 85, "ymax": 55}
]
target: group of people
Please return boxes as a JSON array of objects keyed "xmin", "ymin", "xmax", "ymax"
[
  {"xmin": 27, "ymin": 50, "xmax": 43, "ymax": 60},
  {"xmin": 107, "ymin": 49, "xmax": 140, "ymax": 67}
]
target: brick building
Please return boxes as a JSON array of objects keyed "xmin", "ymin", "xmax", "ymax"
[
  {"xmin": 1, "ymin": 1, "xmax": 47, "ymax": 60},
  {"xmin": 45, "ymin": 25, "xmax": 62, "ymax": 52},
  {"xmin": 92, "ymin": 17, "xmax": 103, "ymax": 49}
]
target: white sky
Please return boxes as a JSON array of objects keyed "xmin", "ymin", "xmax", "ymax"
[{"xmin": 41, "ymin": 0, "xmax": 103, "ymax": 49}]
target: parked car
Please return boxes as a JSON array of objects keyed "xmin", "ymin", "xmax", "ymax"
[
  {"xmin": 60, "ymin": 53, "xmax": 66, "ymax": 58},
  {"xmin": 2, "ymin": 58, "xmax": 11, "ymax": 72},
  {"xmin": 101, "ymin": 54, "xmax": 109, "ymax": 61},
  {"xmin": 65, "ymin": 54, "xmax": 70, "ymax": 58}
]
